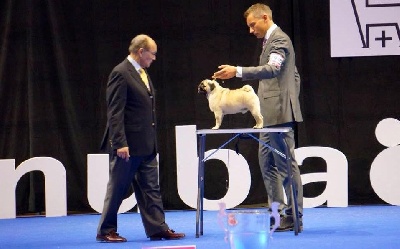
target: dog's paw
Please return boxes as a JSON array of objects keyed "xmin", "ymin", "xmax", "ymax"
[
  {"xmin": 211, "ymin": 126, "xmax": 220, "ymax": 129},
  {"xmin": 253, "ymin": 125, "xmax": 263, "ymax": 129}
]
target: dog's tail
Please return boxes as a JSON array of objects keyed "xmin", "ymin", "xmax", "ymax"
[{"xmin": 241, "ymin": 85, "xmax": 254, "ymax": 92}]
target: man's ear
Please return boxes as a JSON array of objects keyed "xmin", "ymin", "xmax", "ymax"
[{"xmin": 138, "ymin": 48, "xmax": 145, "ymax": 57}]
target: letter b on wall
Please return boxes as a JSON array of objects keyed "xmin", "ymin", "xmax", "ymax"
[{"xmin": 175, "ymin": 125, "xmax": 251, "ymax": 210}]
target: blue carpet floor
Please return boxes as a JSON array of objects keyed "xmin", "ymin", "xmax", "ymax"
[{"xmin": 0, "ymin": 205, "xmax": 399, "ymax": 249}]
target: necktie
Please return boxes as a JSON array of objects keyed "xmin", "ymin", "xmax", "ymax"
[
  {"xmin": 139, "ymin": 68, "xmax": 150, "ymax": 90},
  {"xmin": 262, "ymin": 38, "xmax": 267, "ymax": 47}
]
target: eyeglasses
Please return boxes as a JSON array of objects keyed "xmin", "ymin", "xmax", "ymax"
[{"xmin": 143, "ymin": 49, "xmax": 157, "ymax": 56}]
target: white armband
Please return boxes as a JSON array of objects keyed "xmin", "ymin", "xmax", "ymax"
[{"xmin": 267, "ymin": 53, "xmax": 284, "ymax": 70}]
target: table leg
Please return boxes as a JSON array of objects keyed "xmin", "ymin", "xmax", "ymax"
[{"xmin": 196, "ymin": 134, "xmax": 206, "ymax": 237}]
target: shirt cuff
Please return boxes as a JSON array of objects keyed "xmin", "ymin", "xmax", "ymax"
[{"xmin": 236, "ymin": 66, "xmax": 242, "ymax": 78}]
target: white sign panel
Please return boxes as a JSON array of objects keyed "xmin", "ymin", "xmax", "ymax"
[{"xmin": 330, "ymin": 0, "xmax": 400, "ymax": 57}]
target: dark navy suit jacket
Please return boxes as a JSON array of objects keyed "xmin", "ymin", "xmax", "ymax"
[{"xmin": 101, "ymin": 58, "xmax": 157, "ymax": 156}]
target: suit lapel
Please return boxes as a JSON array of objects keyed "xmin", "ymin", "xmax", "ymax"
[
  {"xmin": 262, "ymin": 27, "xmax": 280, "ymax": 52},
  {"xmin": 125, "ymin": 59, "xmax": 152, "ymax": 93},
  {"xmin": 260, "ymin": 28, "xmax": 280, "ymax": 63}
]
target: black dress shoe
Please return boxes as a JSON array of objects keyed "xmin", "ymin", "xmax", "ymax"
[
  {"xmin": 149, "ymin": 229, "xmax": 185, "ymax": 241},
  {"xmin": 275, "ymin": 215, "xmax": 303, "ymax": 232},
  {"xmin": 96, "ymin": 231, "xmax": 127, "ymax": 242}
]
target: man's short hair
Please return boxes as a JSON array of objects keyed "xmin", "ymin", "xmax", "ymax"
[
  {"xmin": 128, "ymin": 34, "xmax": 154, "ymax": 53},
  {"xmin": 244, "ymin": 3, "xmax": 273, "ymax": 20}
]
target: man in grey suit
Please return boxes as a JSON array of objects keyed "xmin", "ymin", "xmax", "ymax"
[
  {"xmin": 213, "ymin": 3, "xmax": 303, "ymax": 231},
  {"xmin": 96, "ymin": 34, "xmax": 185, "ymax": 242}
]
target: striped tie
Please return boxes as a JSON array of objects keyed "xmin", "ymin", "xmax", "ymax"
[{"xmin": 262, "ymin": 38, "xmax": 267, "ymax": 47}]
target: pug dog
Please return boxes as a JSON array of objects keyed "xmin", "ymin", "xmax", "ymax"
[{"xmin": 198, "ymin": 79, "xmax": 263, "ymax": 129}]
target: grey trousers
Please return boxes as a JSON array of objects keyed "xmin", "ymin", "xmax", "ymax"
[{"xmin": 258, "ymin": 122, "xmax": 303, "ymax": 216}]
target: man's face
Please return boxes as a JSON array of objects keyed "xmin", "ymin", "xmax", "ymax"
[
  {"xmin": 246, "ymin": 13, "xmax": 268, "ymax": 39},
  {"xmin": 139, "ymin": 42, "xmax": 157, "ymax": 68}
]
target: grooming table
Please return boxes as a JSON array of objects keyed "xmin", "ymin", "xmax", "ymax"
[{"xmin": 195, "ymin": 128, "xmax": 301, "ymax": 237}]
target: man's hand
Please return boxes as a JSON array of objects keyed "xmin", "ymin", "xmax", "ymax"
[
  {"xmin": 212, "ymin": 65, "xmax": 236, "ymax": 80},
  {"xmin": 117, "ymin": 147, "xmax": 130, "ymax": 162}
]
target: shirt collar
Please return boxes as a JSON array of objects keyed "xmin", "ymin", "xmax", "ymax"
[
  {"xmin": 264, "ymin": 23, "xmax": 278, "ymax": 41},
  {"xmin": 127, "ymin": 55, "xmax": 142, "ymax": 72}
]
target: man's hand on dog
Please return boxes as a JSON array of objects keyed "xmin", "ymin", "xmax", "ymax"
[{"xmin": 213, "ymin": 65, "xmax": 236, "ymax": 80}]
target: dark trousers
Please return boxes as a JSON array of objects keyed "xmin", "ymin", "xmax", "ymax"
[{"xmin": 97, "ymin": 153, "xmax": 169, "ymax": 236}]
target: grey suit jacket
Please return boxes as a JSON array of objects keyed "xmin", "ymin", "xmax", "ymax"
[{"xmin": 242, "ymin": 27, "xmax": 303, "ymax": 126}]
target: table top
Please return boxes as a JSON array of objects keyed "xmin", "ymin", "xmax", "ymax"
[{"xmin": 196, "ymin": 127, "xmax": 291, "ymax": 135}]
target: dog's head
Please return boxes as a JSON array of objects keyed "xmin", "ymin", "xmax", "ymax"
[{"xmin": 197, "ymin": 79, "xmax": 219, "ymax": 95}]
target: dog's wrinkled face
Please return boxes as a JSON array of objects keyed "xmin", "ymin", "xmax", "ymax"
[{"xmin": 197, "ymin": 79, "xmax": 216, "ymax": 94}]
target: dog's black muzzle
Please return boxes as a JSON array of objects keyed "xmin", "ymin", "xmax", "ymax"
[{"xmin": 197, "ymin": 82, "xmax": 207, "ymax": 94}]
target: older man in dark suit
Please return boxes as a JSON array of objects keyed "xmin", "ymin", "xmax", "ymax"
[
  {"xmin": 96, "ymin": 34, "xmax": 185, "ymax": 242},
  {"xmin": 213, "ymin": 3, "xmax": 303, "ymax": 231}
]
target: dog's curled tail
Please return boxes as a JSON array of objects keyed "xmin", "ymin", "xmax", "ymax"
[{"xmin": 241, "ymin": 85, "xmax": 255, "ymax": 93}]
